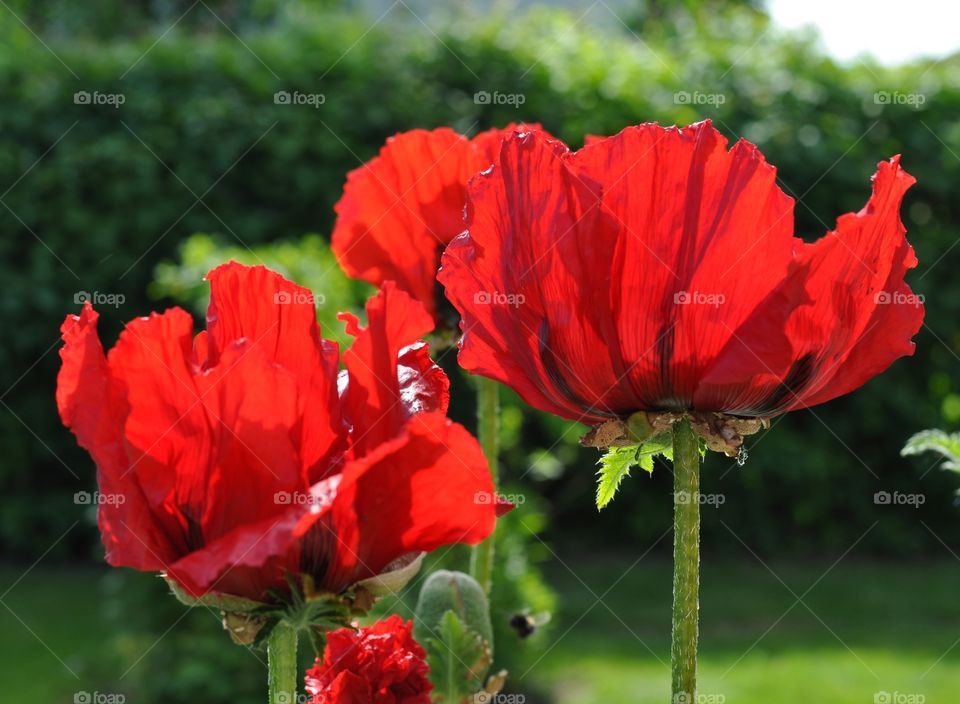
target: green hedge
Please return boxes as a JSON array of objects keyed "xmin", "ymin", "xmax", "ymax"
[{"xmin": 2, "ymin": 4, "xmax": 959, "ymax": 563}]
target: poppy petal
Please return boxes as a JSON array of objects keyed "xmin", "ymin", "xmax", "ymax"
[
  {"xmin": 695, "ymin": 157, "xmax": 921, "ymax": 414},
  {"xmin": 470, "ymin": 121, "xmax": 545, "ymax": 164},
  {"xmin": 332, "ymin": 128, "xmax": 484, "ymax": 318},
  {"xmin": 187, "ymin": 341, "xmax": 306, "ymax": 539},
  {"xmin": 109, "ymin": 312, "xmax": 305, "ymax": 558},
  {"xmin": 333, "ymin": 125, "xmax": 550, "ymax": 322},
  {"xmin": 204, "ymin": 262, "xmax": 344, "ymax": 478},
  {"xmin": 165, "ymin": 508, "xmax": 302, "ymax": 598},
  {"xmin": 338, "ymin": 282, "xmax": 439, "ymax": 457},
  {"xmin": 322, "ymin": 412, "xmax": 494, "ymax": 591},
  {"xmin": 398, "ymin": 340, "xmax": 450, "ymax": 416},
  {"xmin": 581, "ymin": 124, "xmax": 796, "ymax": 410},
  {"xmin": 495, "ymin": 495, "xmax": 515, "ymax": 517},
  {"xmin": 441, "ymin": 130, "xmax": 628, "ymax": 422},
  {"xmin": 57, "ymin": 304, "xmax": 177, "ymax": 570},
  {"xmin": 784, "ymin": 156, "xmax": 922, "ymax": 409},
  {"xmin": 326, "ymin": 671, "xmax": 372, "ymax": 702}
]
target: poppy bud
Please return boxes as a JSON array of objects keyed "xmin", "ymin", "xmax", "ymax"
[{"xmin": 414, "ymin": 570, "xmax": 494, "ymax": 652}]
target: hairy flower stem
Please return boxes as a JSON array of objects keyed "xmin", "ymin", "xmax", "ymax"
[
  {"xmin": 470, "ymin": 376, "xmax": 500, "ymax": 594},
  {"xmin": 672, "ymin": 418, "xmax": 700, "ymax": 701},
  {"xmin": 267, "ymin": 621, "xmax": 298, "ymax": 704}
]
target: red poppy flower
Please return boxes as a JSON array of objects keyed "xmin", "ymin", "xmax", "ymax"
[
  {"xmin": 439, "ymin": 121, "xmax": 923, "ymax": 426},
  {"xmin": 332, "ymin": 124, "xmax": 544, "ymax": 326},
  {"xmin": 305, "ymin": 615, "xmax": 431, "ymax": 704},
  {"xmin": 57, "ymin": 262, "xmax": 496, "ymax": 601}
]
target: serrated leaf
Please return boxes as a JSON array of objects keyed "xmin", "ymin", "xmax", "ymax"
[
  {"xmin": 596, "ymin": 435, "xmax": 677, "ymax": 510},
  {"xmin": 596, "ymin": 447, "xmax": 639, "ymax": 510},
  {"xmin": 424, "ymin": 610, "xmax": 491, "ymax": 704},
  {"xmin": 902, "ymin": 429, "xmax": 960, "ymax": 472}
]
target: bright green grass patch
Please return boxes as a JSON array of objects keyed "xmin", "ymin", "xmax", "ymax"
[
  {"xmin": 525, "ymin": 556, "xmax": 960, "ymax": 703},
  {"xmin": 543, "ymin": 651, "xmax": 956, "ymax": 703}
]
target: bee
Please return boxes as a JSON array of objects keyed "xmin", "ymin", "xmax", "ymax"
[{"xmin": 508, "ymin": 611, "xmax": 551, "ymax": 639}]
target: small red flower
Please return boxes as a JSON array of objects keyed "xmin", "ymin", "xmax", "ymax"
[
  {"xmin": 439, "ymin": 121, "xmax": 924, "ymax": 423},
  {"xmin": 57, "ymin": 262, "xmax": 496, "ymax": 601},
  {"xmin": 305, "ymin": 615, "xmax": 431, "ymax": 704},
  {"xmin": 332, "ymin": 124, "xmax": 544, "ymax": 326}
]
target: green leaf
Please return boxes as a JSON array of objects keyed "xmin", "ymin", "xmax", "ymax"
[
  {"xmin": 902, "ymin": 429, "xmax": 960, "ymax": 472},
  {"xmin": 596, "ymin": 433, "xmax": 678, "ymax": 510},
  {"xmin": 596, "ymin": 447, "xmax": 638, "ymax": 510},
  {"xmin": 423, "ymin": 610, "xmax": 492, "ymax": 704},
  {"xmin": 639, "ymin": 432, "xmax": 673, "ymax": 461}
]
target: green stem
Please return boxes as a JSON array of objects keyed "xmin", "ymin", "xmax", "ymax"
[
  {"xmin": 671, "ymin": 418, "xmax": 700, "ymax": 702},
  {"xmin": 267, "ymin": 621, "xmax": 298, "ymax": 704},
  {"xmin": 470, "ymin": 375, "xmax": 500, "ymax": 594}
]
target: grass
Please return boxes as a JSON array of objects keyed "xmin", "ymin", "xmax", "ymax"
[
  {"xmin": 1, "ymin": 558, "xmax": 958, "ymax": 703},
  {"xmin": 521, "ymin": 555, "xmax": 960, "ymax": 703},
  {"xmin": 0, "ymin": 565, "xmax": 106, "ymax": 703}
]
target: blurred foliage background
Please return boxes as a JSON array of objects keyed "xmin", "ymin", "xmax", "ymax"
[{"xmin": 1, "ymin": 0, "xmax": 959, "ymax": 702}]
